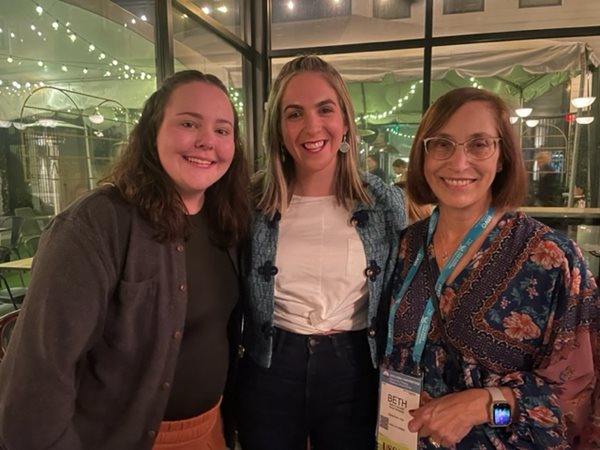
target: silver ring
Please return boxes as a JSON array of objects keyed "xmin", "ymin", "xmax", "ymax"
[{"xmin": 429, "ymin": 437, "xmax": 441, "ymax": 448}]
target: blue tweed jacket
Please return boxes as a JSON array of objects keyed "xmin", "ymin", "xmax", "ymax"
[{"xmin": 242, "ymin": 173, "xmax": 407, "ymax": 368}]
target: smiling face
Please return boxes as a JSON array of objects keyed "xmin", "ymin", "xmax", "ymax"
[
  {"xmin": 424, "ymin": 100, "xmax": 501, "ymax": 217},
  {"xmin": 280, "ymin": 71, "xmax": 348, "ymax": 192},
  {"xmin": 156, "ymin": 81, "xmax": 235, "ymax": 214}
]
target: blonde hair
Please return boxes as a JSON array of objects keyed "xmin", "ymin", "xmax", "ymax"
[{"xmin": 255, "ymin": 55, "xmax": 372, "ymax": 217}]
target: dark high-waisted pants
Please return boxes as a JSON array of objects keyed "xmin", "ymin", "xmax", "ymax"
[{"xmin": 237, "ymin": 327, "xmax": 378, "ymax": 450}]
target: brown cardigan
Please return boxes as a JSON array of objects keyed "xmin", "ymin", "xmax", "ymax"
[{"xmin": 0, "ymin": 186, "xmax": 240, "ymax": 449}]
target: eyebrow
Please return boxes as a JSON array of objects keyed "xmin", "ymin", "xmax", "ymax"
[
  {"xmin": 175, "ymin": 111, "xmax": 233, "ymax": 127},
  {"xmin": 436, "ymin": 131, "xmax": 493, "ymax": 139},
  {"xmin": 283, "ymin": 99, "xmax": 338, "ymax": 112}
]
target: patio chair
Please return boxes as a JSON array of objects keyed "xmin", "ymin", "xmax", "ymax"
[
  {"xmin": 14, "ymin": 207, "xmax": 44, "ymax": 239},
  {"xmin": 22, "ymin": 235, "xmax": 41, "ymax": 256},
  {"xmin": 0, "ymin": 216, "xmax": 25, "ymax": 259},
  {"xmin": 0, "ymin": 246, "xmax": 10, "ymax": 263},
  {"xmin": 0, "ymin": 273, "xmax": 26, "ymax": 310}
]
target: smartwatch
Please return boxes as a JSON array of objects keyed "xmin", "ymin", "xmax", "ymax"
[{"xmin": 486, "ymin": 387, "xmax": 512, "ymax": 427}]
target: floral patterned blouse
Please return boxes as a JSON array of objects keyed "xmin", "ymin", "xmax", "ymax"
[{"xmin": 389, "ymin": 211, "xmax": 599, "ymax": 449}]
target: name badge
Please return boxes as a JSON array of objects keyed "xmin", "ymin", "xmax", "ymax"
[{"xmin": 377, "ymin": 368, "xmax": 421, "ymax": 450}]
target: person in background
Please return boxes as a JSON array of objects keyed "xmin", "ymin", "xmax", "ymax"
[
  {"xmin": 238, "ymin": 55, "xmax": 406, "ymax": 450},
  {"xmin": 387, "ymin": 87, "xmax": 599, "ymax": 449},
  {"xmin": 534, "ymin": 150, "xmax": 562, "ymax": 206},
  {"xmin": 393, "ymin": 158, "xmax": 433, "ymax": 224},
  {"xmin": 0, "ymin": 70, "xmax": 250, "ymax": 450},
  {"xmin": 392, "ymin": 158, "xmax": 408, "ymax": 185},
  {"xmin": 368, "ymin": 154, "xmax": 387, "ymax": 181}
]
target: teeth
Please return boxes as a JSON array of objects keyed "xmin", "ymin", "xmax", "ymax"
[
  {"xmin": 303, "ymin": 140, "xmax": 325, "ymax": 150},
  {"xmin": 185, "ymin": 156, "xmax": 213, "ymax": 166},
  {"xmin": 444, "ymin": 178, "xmax": 473, "ymax": 186}
]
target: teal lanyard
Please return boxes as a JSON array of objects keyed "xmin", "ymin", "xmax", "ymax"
[{"xmin": 384, "ymin": 206, "xmax": 495, "ymax": 368}]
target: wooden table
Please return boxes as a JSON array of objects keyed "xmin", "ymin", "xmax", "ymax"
[{"xmin": 0, "ymin": 257, "xmax": 33, "ymax": 271}]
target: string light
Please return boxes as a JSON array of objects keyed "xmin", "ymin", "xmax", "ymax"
[
  {"xmin": 14, "ymin": 0, "xmax": 152, "ymax": 84},
  {"xmin": 228, "ymin": 87, "xmax": 245, "ymax": 118},
  {"xmin": 0, "ymin": 2, "xmax": 154, "ymax": 98},
  {"xmin": 355, "ymin": 75, "xmax": 484, "ymax": 124},
  {"xmin": 356, "ymin": 80, "xmax": 423, "ymax": 123}
]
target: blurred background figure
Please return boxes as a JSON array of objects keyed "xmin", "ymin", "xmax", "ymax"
[
  {"xmin": 367, "ymin": 154, "xmax": 387, "ymax": 182},
  {"xmin": 392, "ymin": 158, "xmax": 408, "ymax": 185},
  {"xmin": 534, "ymin": 150, "xmax": 562, "ymax": 206},
  {"xmin": 392, "ymin": 158, "xmax": 433, "ymax": 224}
]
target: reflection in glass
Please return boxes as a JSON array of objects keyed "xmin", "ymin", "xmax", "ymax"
[
  {"xmin": 172, "ymin": 7, "xmax": 246, "ymax": 139},
  {"xmin": 434, "ymin": 0, "xmax": 599, "ymax": 36},
  {"xmin": 271, "ymin": 0, "xmax": 424, "ymax": 49},
  {"xmin": 271, "ymin": 0, "xmax": 350, "ymax": 22},
  {"xmin": 0, "ymin": 0, "xmax": 157, "ymax": 216},
  {"xmin": 443, "ymin": 0, "xmax": 484, "ymax": 15},
  {"xmin": 187, "ymin": 0, "xmax": 245, "ymax": 39}
]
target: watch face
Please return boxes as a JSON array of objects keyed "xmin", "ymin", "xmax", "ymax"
[{"xmin": 492, "ymin": 402, "xmax": 511, "ymax": 426}]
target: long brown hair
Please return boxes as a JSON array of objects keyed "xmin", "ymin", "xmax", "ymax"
[
  {"xmin": 256, "ymin": 55, "xmax": 372, "ymax": 217},
  {"xmin": 407, "ymin": 87, "xmax": 527, "ymax": 209},
  {"xmin": 102, "ymin": 70, "xmax": 250, "ymax": 245}
]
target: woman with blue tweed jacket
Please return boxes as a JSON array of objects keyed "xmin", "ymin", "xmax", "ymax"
[{"xmin": 237, "ymin": 55, "xmax": 407, "ymax": 450}]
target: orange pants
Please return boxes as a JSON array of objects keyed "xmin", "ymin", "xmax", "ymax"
[{"xmin": 153, "ymin": 399, "xmax": 226, "ymax": 450}]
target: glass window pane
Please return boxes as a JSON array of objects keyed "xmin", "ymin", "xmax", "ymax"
[
  {"xmin": 172, "ymin": 7, "xmax": 247, "ymax": 150},
  {"xmin": 374, "ymin": 0, "xmax": 412, "ymax": 20},
  {"xmin": 443, "ymin": 0, "xmax": 484, "ymax": 15},
  {"xmin": 185, "ymin": 0, "xmax": 246, "ymax": 41},
  {"xmin": 519, "ymin": 0, "xmax": 561, "ymax": 7},
  {"xmin": 272, "ymin": 49, "xmax": 423, "ymax": 182},
  {"xmin": 270, "ymin": 0, "xmax": 424, "ymax": 50},
  {"xmin": 0, "ymin": 0, "xmax": 156, "ymax": 218},
  {"xmin": 434, "ymin": 0, "xmax": 599, "ymax": 36}
]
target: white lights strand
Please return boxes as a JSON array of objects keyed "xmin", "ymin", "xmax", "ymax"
[
  {"xmin": 355, "ymin": 80, "xmax": 423, "ymax": 123},
  {"xmin": 1, "ymin": 0, "xmax": 154, "ymax": 96},
  {"xmin": 228, "ymin": 87, "xmax": 245, "ymax": 118},
  {"xmin": 355, "ymin": 75, "xmax": 485, "ymax": 125}
]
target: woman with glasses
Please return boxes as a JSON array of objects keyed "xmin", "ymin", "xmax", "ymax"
[{"xmin": 385, "ymin": 87, "xmax": 599, "ymax": 449}]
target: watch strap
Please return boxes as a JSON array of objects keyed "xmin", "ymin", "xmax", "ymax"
[{"xmin": 485, "ymin": 386, "xmax": 505, "ymax": 403}]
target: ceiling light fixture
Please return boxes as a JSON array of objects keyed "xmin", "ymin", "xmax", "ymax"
[
  {"xmin": 88, "ymin": 108, "xmax": 104, "ymax": 124},
  {"xmin": 571, "ymin": 96, "xmax": 596, "ymax": 109},
  {"xmin": 515, "ymin": 108, "xmax": 533, "ymax": 118},
  {"xmin": 576, "ymin": 116, "xmax": 595, "ymax": 125},
  {"xmin": 525, "ymin": 119, "xmax": 539, "ymax": 128}
]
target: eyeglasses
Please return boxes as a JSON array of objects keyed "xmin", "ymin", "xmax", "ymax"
[{"xmin": 423, "ymin": 136, "xmax": 501, "ymax": 161}]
